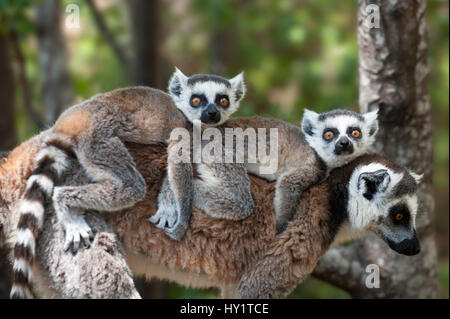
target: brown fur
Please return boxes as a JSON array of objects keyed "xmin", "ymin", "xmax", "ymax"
[
  {"xmin": 0, "ymin": 138, "xmax": 335, "ymax": 298},
  {"xmin": 53, "ymin": 87, "xmax": 187, "ymax": 144},
  {"xmin": 53, "ymin": 108, "xmax": 92, "ymax": 139},
  {"xmin": 103, "ymin": 142, "xmax": 332, "ymax": 294}
]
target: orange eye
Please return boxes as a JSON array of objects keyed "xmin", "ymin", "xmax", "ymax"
[
  {"xmin": 352, "ymin": 130, "xmax": 361, "ymax": 138},
  {"xmin": 219, "ymin": 97, "xmax": 229, "ymax": 107},
  {"xmin": 191, "ymin": 97, "xmax": 201, "ymax": 107},
  {"xmin": 395, "ymin": 213, "xmax": 403, "ymax": 221},
  {"xmin": 324, "ymin": 131, "xmax": 334, "ymax": 140}
]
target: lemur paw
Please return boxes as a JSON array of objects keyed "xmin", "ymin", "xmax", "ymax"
[
  {"xmin": 149, "ymin": 206, "xmax": 189, "ymax": 241},
  {"xmin": 275, "ymin": 221, "xmax": 289, "ymax": 235},
  {"xmin": 62, "ymin": 213, "xmax": 94, "ymax": 254},
  {"xmin": 165, "ymin": 221, "xmax": 189, "ymax": 241},
  {"xmin": 149, "ymin": 205, "xmax": 178, "ymax": 230}
]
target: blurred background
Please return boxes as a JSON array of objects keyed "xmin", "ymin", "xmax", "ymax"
[{"xmin": 0, "ymin": 0, "xmax": 448, "ymax": 298}]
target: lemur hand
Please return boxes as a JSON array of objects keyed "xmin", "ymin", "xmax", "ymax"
[{"xmin": 60, "ymin": 210, "xmax": 94, "ymax": 254}]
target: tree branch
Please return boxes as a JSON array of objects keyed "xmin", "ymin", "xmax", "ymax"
[
  {"xmin": 86, "ymin": 0, "xmax": 130, "ymax": 70},
  {"xmin": 9, "ymin": 29, "xmax": 45, "ymax": 130}
]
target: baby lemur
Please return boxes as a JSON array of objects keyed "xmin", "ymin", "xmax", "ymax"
[
  {"xmin": 156, "ymin": 109, "xmax": 379, "ymax": 233},
  {"xmin": 11, "ymin": 68, "xmax": 251, "ymax": 298}
]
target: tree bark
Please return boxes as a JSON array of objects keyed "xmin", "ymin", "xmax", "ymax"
[
  {"xmin": 35, "ymin": 0, "xmax": 73, "ymax": 124},
  {"xmin": 0, "ymin": 31, "xmax": 16, "ymax": 298},
  {"xmin": 313, "ymin": 0, "xmax": 438, "ymax": 298},
  {"xmin": 128, "ymin": 0, "xmax": 161, "ymax": 89}
]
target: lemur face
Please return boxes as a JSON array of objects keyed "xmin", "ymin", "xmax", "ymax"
[
  {"xmin": 168, "ymin": 68, "xmax": 246, "ymax": 126},
  {"xmin": 302, "ymin": 109, "xmax": 379, "ymax": 169},
  {"xmin": 348, "ymin": 162, "xmax": 422, "ymax": 256}
]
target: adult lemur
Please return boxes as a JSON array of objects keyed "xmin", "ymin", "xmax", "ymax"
[
  {"xmin": 9, "ymin": 68, "xmax": 252, "ymax": 298},
  {"xmin": 0, "ymin": 141, "xmax": 422, "ymax": 298}
]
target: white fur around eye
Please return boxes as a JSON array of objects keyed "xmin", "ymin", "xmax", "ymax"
[
  {"xmin": 347, "ymin": 163, "xmax": 406, "ymax": 229},
  {"xmin": 303, "ymin": 112, "xmax": 378, "ymax": 169},
  {"xmin": 168, "ymin": 70, "xmax": 246, "ymax": 126}
]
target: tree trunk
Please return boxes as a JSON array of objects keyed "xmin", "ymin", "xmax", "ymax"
[
  {"xmin": 313, "ymin": 0, "xmax": 438, "ymax": 298},
  {"xmin": 0, "ymin": 33, "xmax": 17, "ymax": 151},
  {"xmin": 0, "ymin": 31, "xmax": 16, "ymax": 298},
  {"xmin": 128, "ymin": 0, "xmax": 161, "ymax": 89},
  {"xmin": 35, "ymin": 0, "xmax": 73, "ymax": 124}
]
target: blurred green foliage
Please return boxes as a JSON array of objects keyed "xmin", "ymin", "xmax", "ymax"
[{"xmin": 2, "ymin": 0, "xmax": 448, "ymax": 298}]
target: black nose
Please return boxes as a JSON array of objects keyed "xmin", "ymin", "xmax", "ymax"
[
  {"xmin": 207, "ymin": 109, "xmax": 218, "ymax": 117},
  {"xmin": 339, "ymin": 138, "xmax": 349, "ymax": 147},
  {"xmin": 334, "ymin": 137, "xmax": 353, "ymax": 155},
  {"xmin": 387, "ymin": 234, "xmax": 421, "ymax": 256},
  {"xmin": 201, "ymin": 104, "xmax": 221, "ymax": 124}
]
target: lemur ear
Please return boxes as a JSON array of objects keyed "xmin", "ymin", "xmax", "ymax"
[
  {"xmin": 363, "ymin": 109, "xmax": 379, "ymax": 137},
  {"xmin": 409, "ymin": 170, "xmax": 423, "ymax": 185},
  {"xmin": 357, "ymin": 169, "xmax": 391, "ymax": 200},
  {"xmin": 168, "ymin": 67, "xmax": 188, "ymax": 98},
  {"xmin": 301, "ymin": 109, "xmax": 319, "ymax": 137},
  {"xmin": 229, "ymin": 72, "xmax": 246, "ymax": 102}
]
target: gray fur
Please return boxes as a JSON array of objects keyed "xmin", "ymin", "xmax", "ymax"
[
  {"xmin": 222, "ymin": 108, "xmax": 378, "ymax": 233},
  {"xmin": 187, "ymin": 74, "xmax": 231, "ymax": 88},
  {"xmin": 192, "ymin": 161, "xmax": 254, "ymax": 220},
  {"xmin": 53, "ymin": 136, "xmax": 146, "ymax": 252},
  {"xmin": 1, "ymin": 140, "xmax": 421, "ymax": 299},
  {"xmin": 152, "ymin": 68, "xmax": 252, "ymax": 239},
  {"xmin": 36, "ymin": 209, "xmax": 140, "ymax": 299}
]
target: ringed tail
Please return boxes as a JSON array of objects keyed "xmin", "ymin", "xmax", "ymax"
[{"xmin": 10, "ymin": 140, "xmax": 75, "ymax": 299}]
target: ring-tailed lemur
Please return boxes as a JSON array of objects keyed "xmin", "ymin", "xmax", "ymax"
[
  {"xmin": 149, "ymin": 69, "xmax": 254, "ymax": 240},
  {"xmin": 155, "ymin": 109, "xmax": 379, "ymax": 234},
  {"xmin": 232, "ymin": 109, "xmax": 379, "ymax": 232},
  {"xmin": 9, "ymin": 68, "xmax": 250, "ymax": 298},
  {"xmin": 0, "ymin": 139, "xmax": 422, "ymax": 299},
  {"xmin": 237, "ymin": 154, "xmax": 422, "ymax": 298}
]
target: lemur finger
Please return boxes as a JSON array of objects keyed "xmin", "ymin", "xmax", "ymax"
[
  {"xmin": 167, "ymin": 212, "xmax": 178, "ymax": 228},
  {"xmin": 166, "ymin": 221, "xmax": 188, "ymax": 241},
  {"xmin": 63, "ymin": 234, "xmax": 74, "ymax": 252},
  {"xmin": 80, "ymin": 230, "xmax": 91, "ymax": 249},
  {"xmin": 71, "ymin": 234, "xmax": 81, "ymax": 254},
  {"xmin": 156, "ymin": 217, "xmax": 169, "ymax": 229},
  {"xmin": 148, "ymin": 214, "xmax": 160, "ymax": 224},
  {"xmin": 87, "ymin": 229, "xmax": 94, "ymax": 241},
  {"xmin": 276, "ymin": 222, "xmax": 288, "ymax": 235}
]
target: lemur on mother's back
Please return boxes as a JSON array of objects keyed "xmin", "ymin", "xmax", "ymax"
[
  {"xmin": 155, "ymin": 107, "xmax": 380, "ymax": 234},
  {"xmin": 10, "ymin": 68, "xmax": 252, "ymax": 298}
]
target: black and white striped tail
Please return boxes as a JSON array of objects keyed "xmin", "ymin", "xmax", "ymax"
[{"xmin": 10, "ymin": 143, "xmax": 71, "ymax": 299}]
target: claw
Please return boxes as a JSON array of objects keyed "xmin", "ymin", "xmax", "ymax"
[
  {"xmin": 165, "ymin": 222, "xmax": 188, "ymax": 241},
  {"xmin": 88, "ymin": 229, "xmax": 94, "ymax": 241},
  {"xmin": 61, "ymin": 213, "xmax": 93, "ymax": 255},
  {"xmin": 72, "ymin": 235, "xmax": 80, "ymax": 254}
]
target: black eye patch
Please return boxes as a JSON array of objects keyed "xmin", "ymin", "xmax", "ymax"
[
  {"xmin": 322, "ymin": 128, "xmax": 339, "ymax": 142},
  {"xmin": 389, "ymin": 203, "xmax": 411, "ymax": 226},
  {"xmin": 215, "ymin": 94, "xmax": 229, "ymax": 107},
  {"xmin": 346, "ymin": 127, "xmax": 362, "ymax": 139},
  {"xmin": 190, "ymin": 94, "xmax": 207, "ymax": 108}
]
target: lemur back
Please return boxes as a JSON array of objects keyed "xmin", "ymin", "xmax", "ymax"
[
  {"xmin": 53, "ymin": 87, "xmax": 187, "ymax": 145},
  {"xmin": 11, "ymin": 69, "xmax": 250, "ymax": 298}
]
